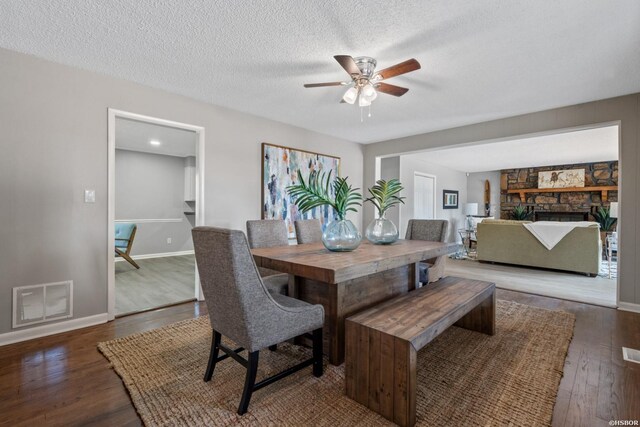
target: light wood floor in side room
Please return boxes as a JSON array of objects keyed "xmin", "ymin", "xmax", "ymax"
[
  {"xmin": 446, "ymin": 258, "xmax": 617, "ymax": 307},
  {"xmin": 115, "ymin": 255, "xmax": 196, "ymax": 316}
]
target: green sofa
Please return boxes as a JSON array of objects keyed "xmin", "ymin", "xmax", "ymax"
[{"xmin": 476, "ymin": 219, "xmax": 601, "ymax": 276}]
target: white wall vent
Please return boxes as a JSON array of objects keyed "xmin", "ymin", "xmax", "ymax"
[
  {"xmin": 622, "ymin": 347, "xmax": 640, "ymax": 364},
  {"xmin": 12, "ymin": 281, "xmax": 73, "ymax": 328}
]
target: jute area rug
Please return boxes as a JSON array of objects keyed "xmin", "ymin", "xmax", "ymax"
[{"xmin": 98, "ymin": 300, "xmax": 575, "ymax": 426}]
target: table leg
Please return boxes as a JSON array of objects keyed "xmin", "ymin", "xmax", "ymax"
[{"xmin": 295, "ymin": 264, "xmax": 416, "ymax": 366}]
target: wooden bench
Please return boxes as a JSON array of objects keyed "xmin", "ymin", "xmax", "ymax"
[{"xmin": 345, "ymin": 276, "xmax": 496, "ymax": 427}]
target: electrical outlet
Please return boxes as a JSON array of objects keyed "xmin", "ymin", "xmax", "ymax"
[
  {"xmin": 84, "ymin": 189, "xmax": 96, "ymax": 203},
  {"xmin": 167, "ymin": 237, "xmax": 172, "ymax": 244}
]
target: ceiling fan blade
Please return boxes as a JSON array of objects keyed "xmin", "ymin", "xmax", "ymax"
[
  {"xmin": 334, "ymin": 55, "xmax": 361, "ymax": 77},
  {"xmin": 304, "ymin": 82, "xmax": 345, "ymax": 88},
  {"xmin": 376, "ymin": 82, "xmax": 409, "ymax": 97},
  {"xmin": 376, "ymin": 58, "xmax": 421, "ymax": 80}
]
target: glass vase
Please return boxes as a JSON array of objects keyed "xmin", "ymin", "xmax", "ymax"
[
  {"xmin": 322, "ymin": 219, "xmax": 361, "ymax": 252},
  {"xmin": 365, "ymin": 214, "xmax": 399, "ymax": 244}
]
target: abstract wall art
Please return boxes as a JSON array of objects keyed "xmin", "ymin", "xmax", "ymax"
[{"xmin": 261, "ymin": 143, "xmax": 341, "ymax": 238}]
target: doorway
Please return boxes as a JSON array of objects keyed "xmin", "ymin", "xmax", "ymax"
[
  {"xmin": 414, "ymin": 173, "xmax": 436, "ymax": 220},
  {"xmin": 373, "ymin": 123, "xmax": 620, "ymax": 308},
  {"xmin": 107, "ymin": 110, "xmax": 205, "ymax": 319}
]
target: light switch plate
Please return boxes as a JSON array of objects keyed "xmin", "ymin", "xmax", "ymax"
[{"xmin": 84, "ymin": 189, "xmax": 96, "ymax": 203}]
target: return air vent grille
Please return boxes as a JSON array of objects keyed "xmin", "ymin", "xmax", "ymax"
[
  {"xmin": 622, "ymin": 347, "xmax": 640, "ymax": 364},
  {"xmin": 12, "ymin": 281, "xmax": 73, "ymax": 328}
]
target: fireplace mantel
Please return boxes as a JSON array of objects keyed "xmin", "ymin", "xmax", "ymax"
[{"xmin": 507, "ymin": 185, "xmax": 617, "ymax": 203}]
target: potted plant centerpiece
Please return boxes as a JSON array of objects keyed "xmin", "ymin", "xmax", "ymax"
[
  {"xmin": 364, "ymin": 179, "xmax": 405, "ymax": 244},
  {"xmin": 287, "ymin": 170, "xmax": 362, "ymax": 252}
]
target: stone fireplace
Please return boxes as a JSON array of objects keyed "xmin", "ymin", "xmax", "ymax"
[{"xmin": 500, "ymin": 161, "xmax": 618, "ymax": 220}]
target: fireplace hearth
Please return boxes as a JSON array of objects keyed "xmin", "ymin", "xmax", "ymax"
[{"xmin": 534, "ymin": 211, "xmax": 590, "ymax": 222}]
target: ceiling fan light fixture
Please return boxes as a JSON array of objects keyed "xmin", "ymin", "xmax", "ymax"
[
  {"xmin": 358, "ymin": 95, "xmax": 372, "ymax": 107},
  {"xmin": 342, "ymin": 86, "xmax": 358, "ymax": 104},
  {"xmin": 362, "ymin": 83, "xmax": 377, "ymax": 102}
]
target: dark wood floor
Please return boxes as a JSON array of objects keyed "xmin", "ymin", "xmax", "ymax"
[{"xmin": 0, "ymin": 290, "xmax": 638, "ymax": 427}]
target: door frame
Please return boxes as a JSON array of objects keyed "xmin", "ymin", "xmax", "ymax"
[
  {"xmin": 107, "ymin": 109, "xmax": 206, "ymax": 321},
  {"xmin": 413, "ymin": 172, "xmax": 437, "ymax": 219}
]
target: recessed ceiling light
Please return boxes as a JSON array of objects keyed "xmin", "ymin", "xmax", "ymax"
[{"xmin": 149, "ymin": 140, "xmax": 161, "ymax": 146}]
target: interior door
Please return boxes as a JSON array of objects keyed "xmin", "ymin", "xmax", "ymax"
[{"xmin": 414, "ymin": 173, "xmax": 436, "ymax": 219}]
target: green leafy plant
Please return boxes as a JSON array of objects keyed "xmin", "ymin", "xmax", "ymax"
[
  {"xmin": 365, "ymin": 179, "xmax": 405, "ymax": 217},
  {"xmin": 592, "ymin": 206, "xmax": 617, "ymax": 232},
  {"xmin": 287, "ymin": 170, "xmax": 362, "ymax": 220},
  {"xmin": 511, "ymin": 204, "xmax": 533, "ymax": 221}
]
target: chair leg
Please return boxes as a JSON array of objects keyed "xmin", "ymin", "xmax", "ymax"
[
  {"xmin": 312, "ymin": 328, "xmax": 323, "ymax": 378},
  {"xmin": 268, "ymin": 344, "xmax": 277, "ymax": 351},
  {"xmin": 238, "ymin": 351, "xmax": 259, "ymax": 415},
  {"xmin": 116, "ymin": 249, "xmax": 140, "ymax": 269},
  {"xmin": 204, "ymin": 331, "xmax": 221, "ymax": 382}
]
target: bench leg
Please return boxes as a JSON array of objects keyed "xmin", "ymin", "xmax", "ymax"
[
  {"xmin": 455, "ymin": 289, "xmax": 495, "ymax": 336},
  {"xmin": 346, "ymin": 320, "xmax": 417, "ymax": 427}
]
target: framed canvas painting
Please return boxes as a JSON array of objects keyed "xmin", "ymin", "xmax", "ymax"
[
  {"xmin": 443, "ymin": 190, "xmax": 459, "ymax": 209},
  {"xmin": 261, "ymin": 143, "xmax": 341, "ymax": 238},
  {"xmin": 538, "ymin": 168, "xmax": 585, "ymax": 189}
]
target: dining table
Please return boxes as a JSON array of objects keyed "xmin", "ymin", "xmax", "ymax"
[{"xmin": 251, "ymin": 239, "xmax": 459, "ymax": 365}]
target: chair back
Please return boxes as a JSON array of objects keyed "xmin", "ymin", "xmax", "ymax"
[
  {"xmin": 294, "ymin": 219, "xmax": 323, "ymax": 244},
  {"xmin": 405, "ymin": 219, "xmax": 449, "ymax": 242},
  {"xmin": 246, "ymin": 220, "xmax": 289, "ymax": 248},
  {"xmin": 115, "ymin": 223, "xmax": 137, "ymax": 251},
  {"xmin": 192, "ymin": 227, "xmax": 283, "ymax": 349}
]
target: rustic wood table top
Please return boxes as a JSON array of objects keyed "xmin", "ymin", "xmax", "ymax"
[{"xmin": 251, "ymin": 239, "xmax": 458, "ymax": 284}]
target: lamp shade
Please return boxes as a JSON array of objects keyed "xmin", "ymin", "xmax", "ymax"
[
  {"xmin": 464, "ymin": 203, "xmax": 478, "ymax": 216},
  {"xmin": 609, "ymin": 202, "xmax": 619, "ymax": 218},
  {"xmin": 342, "ymin": 87, "xmax": 358, "ymax": 104}
]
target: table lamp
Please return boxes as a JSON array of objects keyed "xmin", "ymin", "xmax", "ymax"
[
  {"xmin": 464, "ymin": 203, "xmax": 478, "ymax": 230},
  {"xmin": 609, "ymin": 202, "xmax": 619, "ymax": 240}
]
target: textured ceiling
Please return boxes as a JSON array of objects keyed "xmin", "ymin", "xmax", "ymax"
[
  {"xmin": 407, "ymin": 125, "xmax": 619, "ymax": 173},
  {"xmin": 1, "ymin": 1, "xmax": 639, "ymax": 144},
  {"xmin": 116, "ymin": 118, "xmax": 197, "ymax": 157}
]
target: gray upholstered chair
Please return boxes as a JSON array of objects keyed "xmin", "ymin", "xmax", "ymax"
[
  {"xmin": 294, "ymin": 219, "xmax": 323, "ymax": 244},
  {"xmin": 405, "ymin": 219, "xmax": 449, "ymax": 284},
  {"xmin": 192, "ymin": 227, "xmax": 324, "ymax": 415},
  {"xmin": 246, "ymin": 220, "xmax": 289, "ymax": 296}
]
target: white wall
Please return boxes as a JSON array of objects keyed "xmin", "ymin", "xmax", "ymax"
[
  {"xmin": 115, "ymin": 149, "xmax": 194, "ymax": 256},
  {"xmin": 0, "ymin": 47, "xmax": 363, "ymax": 335},
  {"xmin": 466, "ymin": 171, "xmax": 501, "ymax": 217},
  {"xmin": 399, "ymin": 155, "xmax": 467, "ymax": 242}
]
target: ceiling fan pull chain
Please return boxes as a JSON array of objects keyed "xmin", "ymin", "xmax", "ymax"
[
  {"xmin": 360, "ymin": 106, "xmax": 364, "ymax": 123},
  {"xmin": 368, "ymin": 105, "xmax": 372, "ymax": 118}
]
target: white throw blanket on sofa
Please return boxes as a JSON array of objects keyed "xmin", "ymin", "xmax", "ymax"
[{"xmin": 523, "ymin": 221, "xmax": 599, "ymax": 250}]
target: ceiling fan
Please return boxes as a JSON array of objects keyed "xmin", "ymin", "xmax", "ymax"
[{"xmin": 304, "ymin": 55, "xmax": 421, "ymax": 107}]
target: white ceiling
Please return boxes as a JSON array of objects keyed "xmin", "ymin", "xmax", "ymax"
[
  {"xmin": 405, "ymin": 125, "xmax": 619, "ymax": 173},
  {"xmin": 1, "ymin": 1, "xmax": 639, "ymax": 144},
  {"xmin": 115, "ymin": 118, "xmax": 196, "ymax": 157}
]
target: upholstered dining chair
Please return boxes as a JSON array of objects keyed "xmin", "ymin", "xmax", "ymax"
[
  {"xmin": 246, "ymin": 220, "xmax": 290, "ymax": 296},
  {"xmin": 405, "ymin": 219, "xmax": 449, "ymax": 284},
  {"xmin": 192, "ymin": 227, "xmax": 324, "ymax": 415},
  {"xmin": 114, "ymin": 223, "xmax": 139, "ymax": 269},
  {"xmin": 294, "ymin": 219, "xmax": 323, "ymax": 244}
]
